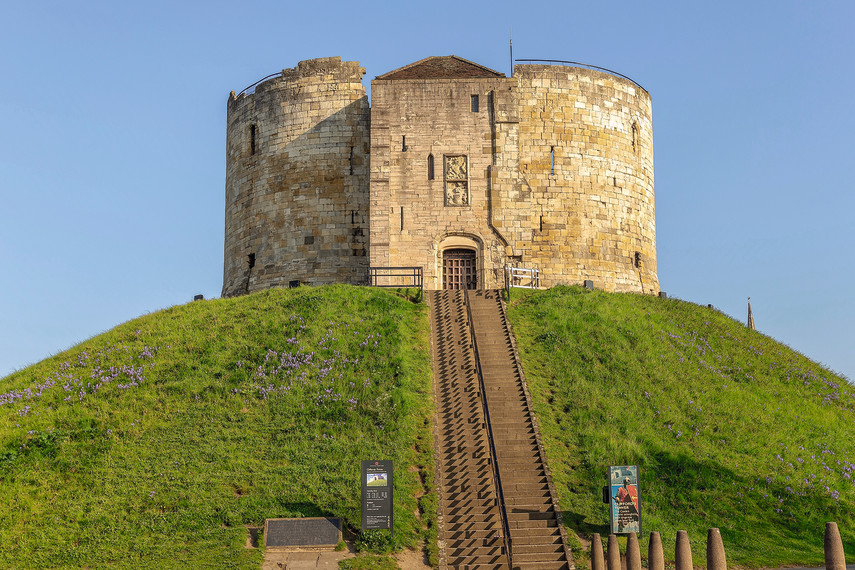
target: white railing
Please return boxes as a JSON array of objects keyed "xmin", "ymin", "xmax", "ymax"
[{"xmin": 505, "ymin": 266, "xmax": 540, "ymax": 290}]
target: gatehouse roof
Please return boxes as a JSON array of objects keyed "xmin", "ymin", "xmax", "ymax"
[{"xmin": 376, "ymin": 56, "xmax": 505, "ymax": 80}]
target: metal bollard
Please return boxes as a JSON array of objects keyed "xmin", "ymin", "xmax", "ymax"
[
  {"xmin": 648, "ymin": 531, "xmax": 664, "ymax": 570},
  {"xmin": 675, "ymin": 530, "xmax": 693, "ymax": 570},
  {"xmin": 707, "ymin": 528, "xmax": 727, "ymax": 570},
  {"xmin": 590, "ymin": 533, "xmax": 605, "ymax": 570},
  {"xmin": 626, "ymin": 533, "xmax": 642, "ymax": 570},
  {"xmin": 825, "ymin": 522, "xmax": 846, "ymax": 570}
]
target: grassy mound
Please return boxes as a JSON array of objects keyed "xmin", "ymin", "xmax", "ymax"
[
  {"xmin": 506, "ymin": 286, "xmax": 854, "ymax": 565},
  {"xmin": 0, "ymin": 285, "xmax": 434, "ymax": 569},
  {"xmin": 4, "ymin": 282, "xmax": 852, "ymax": 568}
]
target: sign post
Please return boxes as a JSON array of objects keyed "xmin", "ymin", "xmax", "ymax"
[
  {"xmin": 608, "ymin": 465, "xmax": 641, "ymax": 536},
  {"xmin": 361, "ymin": 460, "xmax": 393, "ymax": 534}
]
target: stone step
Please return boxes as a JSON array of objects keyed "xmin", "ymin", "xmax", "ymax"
[
  {"xmin": 513, "ymin": 551, "xmax": 567, "ymax": 563},
  {"xmin": 447, "ymin": 535, "xmax": 504, "ymax": 548},
  {"xmin": 511, "ymin": 530, "xmax": 562, "ymax": 545},
  {"xmin": 447, "ymin": 557, "xmax": 509, "ymax": 569},
  {"xmin": 448, "ymin": 546, "xmax": 505, "ymax": 558},
  {"xmin": 513, "ymin": 543, "xmax": 565, "ymax": 555},
  {"xmin": 444, "ymin": 518, "xmax": 503, "ymax": 531},
  {"xmin": 507, "ymin": 519, "xmax": 559, "ymax": 531},
  {"xmin": 513, "ymin": 562, "xmax": 571, "ymax": 570},
  {"xmin": 444, "ymin": 513, "xmax": 503, "ymax": 526},
  {"xmin": 507, "ymin": 514, "xmax": 557, "ymax": 525},
  {"xmin": 503, "ymin": 493, "xmax": 552, "ymax": 506},
  {"xmin": 446, "ymin": 528, "xmax": 505, "ymax": 540}
]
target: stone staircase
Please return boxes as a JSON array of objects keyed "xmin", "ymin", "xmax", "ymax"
[
  {"xmin": 429, "ymin": 290, "xmax": 509, "ymax": 569},
  {"xmin": 428, "ymin": 289, "xmax": 572, "ymax": 570}
]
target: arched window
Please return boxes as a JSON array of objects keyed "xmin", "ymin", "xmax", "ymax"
[{"xmin": 428, "ymin": 154, "xmax": 434, "ymax": 180}]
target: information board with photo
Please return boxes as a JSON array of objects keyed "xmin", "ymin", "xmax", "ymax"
[{"xmin": 609, "ymin": 465, "xmax": 641, "ymax": 535}]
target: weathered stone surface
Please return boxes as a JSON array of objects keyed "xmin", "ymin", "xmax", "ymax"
[
  {"xmin": 626, "ymin": 532, "xmax": 642, "ymax": 570},
  {"xmin": 224, "ymin": 56, "xmax": 660, "ymax": 295},
  {"xmin": 675, "ymin": 530, "xmax": 693, "ymax": 570},
  {"xmin": 648, "ymin": 531, "xmax": 664, "ymax": 570},
  {"xmin": 606, "ymin": 534, "xmax": 621, "ymax": 570},
  {"xmin": 825, "ymin": 521, "xmax": 847, "ymax": 570},
  {"xmin": 707, "ymin": 527, "xmax": 728, "ymax": 570},
  {"xmin": 223, "ymin": 57, "xmax": 370, "ymax": 296},
  {"xmin": 590, "ymin": 532, "xmax": 605, "ymax": 570}
]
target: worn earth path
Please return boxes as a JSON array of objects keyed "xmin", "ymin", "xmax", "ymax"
[{"xmin": 262, "ymin": 547, "xmax": 431, "ymax": 569}]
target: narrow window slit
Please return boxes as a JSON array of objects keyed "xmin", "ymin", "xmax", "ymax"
[
  {"xmin": 550, "ymin": 146, "xmax": 555, "ymax": 175},
  {"xmin": 402, "ymin": 136, "xmax": 407, "ymax": 152},
  {"xmin": 428, "ymin": 154, "xmax": 434, "ymax": 180},
  {"xmin": 400, "ymin": 207, "xmax": 404, "ymax": 231},
  {"xmin": 250, "ymin": 124, "xmax": 257, "ymax": 155},
  {"xmin": 349, "ymin": 146, "xmax": 354, "ymax": 175}
]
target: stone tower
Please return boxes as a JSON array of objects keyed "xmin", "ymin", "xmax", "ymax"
[
  {"xmin": 222, "ymin": 57, "xmax": 370, "ymax": 297},
  {"xmin": 222, "ymin": 56, "xmax": 659, "ymax": 296},
  {"xmin": 370, "ymin": 57, "xmax": 658, "ymax": 293}
]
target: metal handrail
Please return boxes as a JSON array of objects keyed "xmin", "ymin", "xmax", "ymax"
[
  {"xmin": 463, "ymin": 289, "xmax": 513, "ymax": 569},
  {"xmin": 505, "ymin": 266, "xmax": 540, "ymax": 290},
  {"xmin": 235, "ymin": 72, "xmax": 282, "ymax": 97},
  {"xmin": 368, "ymin": 267, "xmax": 424, "ymax": 297},
  {"xmin": 515, "ymin": 59, "xmax": 646, "ymax": 92}
]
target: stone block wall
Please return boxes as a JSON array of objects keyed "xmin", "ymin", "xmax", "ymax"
[
  {"xmin": 369, "ymin": 76, "xmax": 512, "ymax": 289},
  {"xmin": 222, "ymin": 57, "xmax": 370, "ymax": 297},
  {"xmin": 498, "ymin": 65, "xmax": 659, "ymax": 293},
  {"xmin": 223, "ymin": 57, "xmax": 660, "ymax": 296},
  {"xmin": 370, "ymin": 64, "xmax": 658, "ymax": 293}
]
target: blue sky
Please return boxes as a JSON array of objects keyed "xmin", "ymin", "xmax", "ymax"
[{"xmin": 1, "ymin": 1, "xmax": 853, "ymax": 381}]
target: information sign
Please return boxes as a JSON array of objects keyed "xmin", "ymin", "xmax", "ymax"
[
  {"xmin": 361, "ymin": 460, "xmax": 393, "ymax": 532},
  {"xmin": 609, "ymin": 465, "xmax": 641, "ymax": 535}
]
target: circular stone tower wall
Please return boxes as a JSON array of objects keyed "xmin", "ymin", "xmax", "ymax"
[
  {"xmin": 513, "ymin": 64, "xmax": 659, "ymax": 293},
  {"xmin": 222, "ymin": 57, "xmax": 370, "ymax": 297}
]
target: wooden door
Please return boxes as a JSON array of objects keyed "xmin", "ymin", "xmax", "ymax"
[{"xmin": 443, "ymin": 249, "xmax": 477, "ymax": 290}]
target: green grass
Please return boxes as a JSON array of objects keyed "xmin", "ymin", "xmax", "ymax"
[
  {"xmin": 0, "ymin": 285, "xmax": 435, "ymax": 569},
  {"xmin": 505, "ymin": 285, "xmax": 855, "ymax": 566},
  {"xmin": 339, "ymin": 554, "xmax": 399, "ymax": 569},
  {"xmin": 4, "ymin": 282, "xmax": 853, "ymax": 568}
]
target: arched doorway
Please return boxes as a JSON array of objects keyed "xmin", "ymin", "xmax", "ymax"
[{"xmin": 442, "ymin": 248, "xmax": 477, "ymax": 290}]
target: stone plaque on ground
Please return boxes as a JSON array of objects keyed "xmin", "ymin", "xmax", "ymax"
[{"xmin": 264, "ymin": 517, "xmax": 341, "ymax": 550}]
